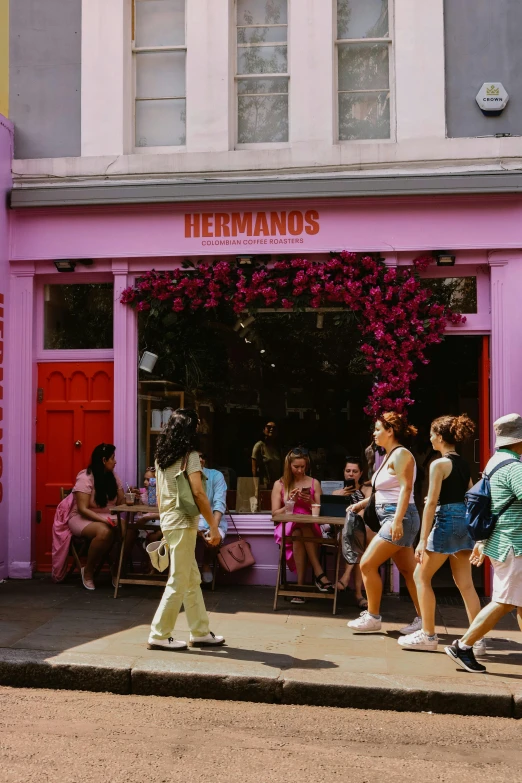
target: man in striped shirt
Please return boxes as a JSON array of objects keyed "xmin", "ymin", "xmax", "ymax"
[{"xmin": 445, "ymin": 413, "xmax": 522, "ymax": 673}]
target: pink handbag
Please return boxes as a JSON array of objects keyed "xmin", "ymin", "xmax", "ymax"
[{"xmin": 217, "ymin": 511, "xmax": 256, "ymax": 573}]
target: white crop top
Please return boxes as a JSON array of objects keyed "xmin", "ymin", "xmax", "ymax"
[{"xmin": 373, "ymin": 451, "xmax": 417, "ymax": 504}]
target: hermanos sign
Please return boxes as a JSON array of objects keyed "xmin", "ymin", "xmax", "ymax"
[{"xmin": 184, "ymin": 209, "xmax": 320, "ymax": 246}]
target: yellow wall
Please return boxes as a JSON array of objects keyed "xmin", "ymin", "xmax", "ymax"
[{"xmin": 0, "ymin": 0, "xmax": 8, "ymax": 117}]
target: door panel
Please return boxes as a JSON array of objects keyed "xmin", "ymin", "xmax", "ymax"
[{"xmin": 35, "ymin": 362, "xmax": 114, "ymax": 571}]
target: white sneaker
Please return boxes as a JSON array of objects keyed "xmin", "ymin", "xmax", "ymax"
[
  {"xmin": 189, "ymin": 631, "xmax": 225, "ymax": 647},
  {"xmin": 201, "ymin": 570, "xmax": 213, "ymax": 584},
  {"xmin": 398, "ymin": 629, "xmax": 438, "ymax": 651},
  {"xmin": 147, "ymin": 636, "xmax": 187, "ymax": 651},
  {"xmin": 400, "ymin": 616, "xmax": 422, "ymax": 635},
  {"xmin": 473, "ymin": 638, "xmax": 488, "ymax": 658},
  {"xmin": 347, "ymin": 610, "xmax": 382, "ymax": 632}
]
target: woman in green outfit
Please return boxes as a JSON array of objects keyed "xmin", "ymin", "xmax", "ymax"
[{"xmin": 147, "ymin": 409, "xmax": 225, "ymax": 652}]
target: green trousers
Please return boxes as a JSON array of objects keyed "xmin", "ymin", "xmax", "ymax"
[{"xmin": 150, "ymin": 527, "xmax": 210, "ymax": 640}]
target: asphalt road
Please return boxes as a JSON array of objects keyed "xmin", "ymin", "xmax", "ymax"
[{"xmin": 1, "ymin": 686, "xmax": 520, "ymax": 783}]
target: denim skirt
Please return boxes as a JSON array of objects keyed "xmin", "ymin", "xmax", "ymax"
[
  {"xmin": 427, "ymin": 502, "xmax": 474, "ymax": 554},
  {"xmin": 376, "ymin": 503, "xmax": 420, "ymax": 548}
]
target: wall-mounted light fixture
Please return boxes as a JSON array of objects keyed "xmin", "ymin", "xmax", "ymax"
[
  {"xmin": 236, "ymin": 255, "xmax": 254, "ymax": 265},
  {"xmin": 139, "ymin": 351, "xmax": 159, "ymax": 373},
  {"xmin": 54, "ymin": 259, "xmax": 77, "ymax": 272},
  {"xmin": 316, "ymin": 313, "xmax": 324, "ymax": 329},
  {"xmin": 435, "ymin": 251, "xmax": 456, "ymax": 267}
]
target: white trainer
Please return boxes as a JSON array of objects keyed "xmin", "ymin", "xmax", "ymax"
[
  {"xmin": 347, "ymin": 610, "xmax": 382, "ymax": 632},
  {"xmin": 147, "ymin": 636, "xmax": 187, "ymax": 651},
  {"xmin": 400, "ymin": 616, "xmax": 422, "ymax": 635},
  {"xmin": 398, "ymin": 629, "xmax": 438, "ymax": 651},
  {"xmin": 189, "ymin": 631, "xmax": 225, "ymax": 647},
  {"xmin": 473, "ymin": 638, "xmax": 488, "ymax": 658}
]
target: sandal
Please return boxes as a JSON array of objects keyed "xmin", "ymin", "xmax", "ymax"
[
  {"xmin": 356, "ymin": 596, "xmax": 368, "ymax": 609},
  {"xmin": 336, "ymin": 580, "xmax": 349, "ymax": 593},
  {"xmin": 314, "ymin": 573, "xmax": 334, "ymax": 593},
  {"xmin": 290, "ymin": 596, "xmax": 306, "ymax": 605},
  {"xmin": 81, "ymin": 567, "xmax": 95, "ymax": 591}
]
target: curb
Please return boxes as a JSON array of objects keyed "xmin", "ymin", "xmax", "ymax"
[{"xmin": 0, "ymin": 648, "xmax": 518, "ymax": 718}]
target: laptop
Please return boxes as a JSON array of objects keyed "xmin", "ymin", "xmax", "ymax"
[{"xmin": 319, "ymin": 494, "xmax": 349, "ymax": 518}]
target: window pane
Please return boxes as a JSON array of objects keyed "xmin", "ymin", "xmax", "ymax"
[
  {"xmin": 425, "ymin": 278, "xmax": 478, "ymax": 314},
  {"xmin": 237, "ymin": 0, "xmax": 287, "ymax": 26},
  {"xmin": 135, "ymin": 0, "xmax": 185, "ymax": 47},
  {"xmin": 237, "ymin": 25, "xmax": 287, "ymax": 44},
  {"xmin": 136, "ymin": 99, "xmax": 186, "ymax": 146},
  {"xmin": 237, "ymin": 45, "xmax": 287, "ymax": 74},
  {"xmin": 338, "ymin": 43, "xmax": 389, "ymax": 91},
  {"xmin": 44, "ymin": 284, "xmax": 113, "ymax": 350},
  {"xmin": 238, "ymin": 94, "xmax": 288, "ymax": 142},
  {"xmin": 338, "ymin": 91, "xmax": 390, "ymax": 140},
  {"xmin": 237, "ymin": 76, "xmax": 288, "ymax": 94},
  {"xmin": 337, "ymin": 0, "xmax": 389, "ymax": 39},
  {"xmin": 136, "ymin": 51, "xmax": 185, "ymax": 98}
]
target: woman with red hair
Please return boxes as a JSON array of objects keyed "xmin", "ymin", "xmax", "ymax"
[{"xmin": 347, "ymin": 412, "xmax": 422, "ymax": 634}]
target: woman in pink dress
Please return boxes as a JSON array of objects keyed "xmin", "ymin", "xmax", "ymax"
[
  {"xmin": 68, "ymin": 443, "xmax": 124, "ymax": 590},
  {"xmin": 272, "ymin": 448, "xmax": 333, "ymax": 603}
]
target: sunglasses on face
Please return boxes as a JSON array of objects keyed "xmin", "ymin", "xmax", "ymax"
[{"xmin": 291, "ymin": 447, "xmax": 309, "ymax": 457}]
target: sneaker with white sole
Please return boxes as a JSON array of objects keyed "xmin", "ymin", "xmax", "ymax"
[
  {"xmin": 399, "ymin": 616, "xmax": 422, "ymax": 635},
  {"xmin": 147, "ymin": 636, "xmax": 187, "ymax": 651},
  {"xmin": 189, "ymin": 631, "xmax": 225, "ymax": 647},
  {"xmin": 473, "ymin": 638, "xmax": 488, "ymax": 658},
  {"xmin": 444, "ymin": 639, "xmax": 486, "ymax": 673},
  {"xmin": 347, "ymin": 610, "xmax": 382, "ymax": 632},
  {"xmin": 398, "ymin": 629, "xmax": 438, "ymax": 651}
]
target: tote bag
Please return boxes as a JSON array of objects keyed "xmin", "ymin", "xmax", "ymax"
[{"xmin": 173, "ymin": 453, "xmax": 201, "ymax": 518}]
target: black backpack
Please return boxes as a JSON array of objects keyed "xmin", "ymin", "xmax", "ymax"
[{"xmin": 465, "ymin": 458, "xmax": 519, "ymax": 542}]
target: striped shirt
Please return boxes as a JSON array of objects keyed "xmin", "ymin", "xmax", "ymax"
[
  {"xmin": 483, "ymin": 449, "xmax": 522, "ymax": 562},
  {"xmin": 155, "ymin": 450, "xmax": 203, "ymax": 531}
]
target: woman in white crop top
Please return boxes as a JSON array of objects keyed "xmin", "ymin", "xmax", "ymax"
[{"xmin": 347, "ymin": 412, "xmax": 421, "ymax": 634}]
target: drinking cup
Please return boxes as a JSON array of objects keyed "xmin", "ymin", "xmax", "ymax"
[
  {"xmin": 125, "ymin": 492, "xmax": 134, "ymax": 506},
  {"xmin": 284, "ymin": 500, "xmax": 295, "ymax": 515},
  {"xmin": 311, "ymin": 504, "xmax": 321, "ymax": 518}
]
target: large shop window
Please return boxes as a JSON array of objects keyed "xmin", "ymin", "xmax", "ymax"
[
  {"xmin": 236, "ymin": 0, "xmax": 289, "ymax": 144},
  {"xmin": 44, "ymin": 284, "xmax": 114, "ymax": 350},
  {"xmin": 336, "ymin": 0, "xmax": 391, "ymax": 141},
  {"xmin": 133, "ymin": 0, "xmax": 186, "ymax": 148}
]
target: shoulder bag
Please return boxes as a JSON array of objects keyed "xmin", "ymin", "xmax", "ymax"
[
  {"xmin": 365, "ymin": 447, "xmax": 401, "ymax": 533},
  {"xmin": 217, "ymin": 509, "xmax": 256, "ymax": 573},
  {"xmin": 174, "ymin": 452, "xmax": 201, "ymax": 517},
  {"xmin": 146, "ymin": 538, "xmax": 169, "ymax": 573}
]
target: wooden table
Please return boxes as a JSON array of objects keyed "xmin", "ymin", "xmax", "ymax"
[
  {"xmin": 272, "ymin": 514, "xmax": 345, "ymax": 615},
  {"xmin": 110, "ymin": 504, "xmax": 165, "ymax": 598}
]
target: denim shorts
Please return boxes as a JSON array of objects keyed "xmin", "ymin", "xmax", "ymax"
[
  {"xmin": 377, "ymin": 503, "xmax": 420, "ymax": 547},
  {"xmin": 427, "ymin": 502, "xmax": 474, "ymax": 554}
]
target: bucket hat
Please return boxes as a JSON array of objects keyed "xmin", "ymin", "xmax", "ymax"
[{"xmin": 494, "ymin": 413, "xmax": 522, "ymax": 448}]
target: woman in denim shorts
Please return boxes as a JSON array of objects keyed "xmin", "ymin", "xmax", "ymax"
[
  {"xmin": 398, "ymin": 414, "xmax": 485, "ymax": 655},
  {"xmin": 347, "ymin": 412, "xmax": 421, "ymax": 634}
]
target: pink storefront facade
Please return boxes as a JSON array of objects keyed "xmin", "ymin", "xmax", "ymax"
[{"xmin": 4, "ymin": 156, "xmax": 522, "ymax": 582}]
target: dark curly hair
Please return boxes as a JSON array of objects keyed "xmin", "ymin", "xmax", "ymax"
[
  {"xmin": 87, "ymin": 443, "xmax": 118, "ymax": 508},
  {"xmin": 155, "ymin": 408, "xmax": 200, "ymax": 470},
  {"xmin": 431, "ymin": 414, "xmax": 476, "ymax": 444}
]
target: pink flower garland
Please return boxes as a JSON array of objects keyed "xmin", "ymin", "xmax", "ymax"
[{"xmin": 121, "ymin": 253, "xmax": 465, "ymax": 417}]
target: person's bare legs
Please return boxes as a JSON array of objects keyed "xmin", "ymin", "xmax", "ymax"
[
  {"xmin": 392, "ymin": 546, "xmax": 421, "ymax": 616},
  {"xmin": 460, "ymin": 601, "xmax": 516, "ymax": 646},
  {"xmin": 292, "ymin": 528, "xmax": 308, "ymax": 585},
  {"xmin": 414, "ymin": 551, "xmax": 448, "ymax": 636},
  {"xmin": 338, "ymin": 562, "xmax": 355, "ymax": 590},
  {"xmin": 354, "ymin": 565, "xmax": 365, "ymax": 602},
  {"xmin": 450, "ymin": 550, "xmax": 482, "ymax": 627},
  {"xmin": 80, "ymin": 522, "xmax": 116, "ymax": 583},
  {"xmin": 360, "ymin": 536, "xmax": 401, "ymax": 616}
]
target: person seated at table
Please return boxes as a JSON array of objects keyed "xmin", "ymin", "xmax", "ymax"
[
  {"xmin": 197, "ymin": 452, "xmax": 228, "ymax": 584},
  {"xmin": 333, "ymin": 456, "xmax": 374, "ymax": 607},
  {"xmin": 271, "ymin": 448, "xmax": 332, "ymax": 604},
  {"xmin": 130, "ymin": 467, "xmax": 162, "ymax": 573},
  {"xmin": 68, "ymin": 443, "xmax": 124, "ymax": 590}
]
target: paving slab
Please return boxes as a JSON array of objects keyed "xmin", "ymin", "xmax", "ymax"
[{"xmin": 1, "ymin": 575, "xmax": 522, "ymax": 716}]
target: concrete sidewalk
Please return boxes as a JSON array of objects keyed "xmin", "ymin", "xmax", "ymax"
[{"xmin": 1, "ymin": 575, "xmax": 522, "ymax": 717}]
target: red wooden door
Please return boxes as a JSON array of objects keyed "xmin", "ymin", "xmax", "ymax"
[{"xmin": 35, "ymin": 362, "xmax": 114, "ymax": 571}]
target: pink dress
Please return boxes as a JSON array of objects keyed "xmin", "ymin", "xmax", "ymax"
[
  {"xmin": 274, "ymin": 480, "xmax": 322, "ymax": 572},
  {"xmin": 67, "ymin": 469, "xmax": 123, "ymax": 536}
]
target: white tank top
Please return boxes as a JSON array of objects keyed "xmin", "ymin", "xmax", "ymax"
[{"xmin": 374, "ymin": 450, "xmax": 417, "ymax": 504}]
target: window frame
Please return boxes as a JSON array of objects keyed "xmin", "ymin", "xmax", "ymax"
[
  {"xmin": 132, "ymin": 0, "xmax": 187, "ymax": 153},
  {"xmin": 334, "ymin": 0, "xmax": 395, "ymax": 144},
  {"xmin": 235, "ymin": 1, "xmax": 291, "ymax": 149}
]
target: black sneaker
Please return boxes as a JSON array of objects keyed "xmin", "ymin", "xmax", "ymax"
[{"xmin": 444, "ymin": 640, "xmax": 487, "ymax": 673}]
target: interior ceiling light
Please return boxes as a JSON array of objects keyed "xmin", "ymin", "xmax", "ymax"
[
  {"xmin": 240, "ymin": 315, "xmax": 255, "ymax": 329},
  {"xmin": 271, "ymin": 363, "xmax": 276, "ymax": 368},
  {"xmin": 260, "ymin": 349, "xmax": 266, "ymax": 354},
  {"xmin": 435, "ymin": 251, "xmax": 456, "ymax": 267},
  {"xmin": 54, "ymin": 259, "xmax": 76, "ymax": 272},
  {"xmin": 139, "ymin": 351, "xmax": 159, "ymax": 373}
]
